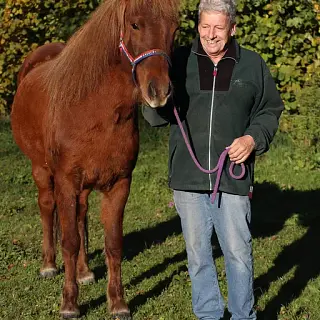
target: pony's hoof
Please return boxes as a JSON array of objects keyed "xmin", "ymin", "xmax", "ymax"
[
  {"xmin": 112, "ymin": 312, "xmax": 132, "ymax": 320},
  {"xmin": 77, "ymin": 272, "xmax": 95, "ymax": 285},
  {"xmin": 40, "ymin": 267, "xmax": 58, "ymax": 278},
  {"xmin": 60, "ymin": 309, "xmax": 80, "ymax": 319}
]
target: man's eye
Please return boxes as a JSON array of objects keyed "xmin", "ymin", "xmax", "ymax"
[{"xmin": 131, "ymin": 23, "xmax": 139, "ymax": 30}]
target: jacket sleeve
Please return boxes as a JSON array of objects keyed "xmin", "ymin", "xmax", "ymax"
[
  {"xmin": 142, "ymin": 46, "xmax": 191, "ymax": 127},
  {"xmin": 244, "ymin": 59, "xmax": 284, "ymax": 156},
  {"xmin": 141, "ymin": 103, "xmax": 173, "ymax": 127}
]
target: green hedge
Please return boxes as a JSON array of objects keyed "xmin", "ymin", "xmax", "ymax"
[
  {"xmin": 1, "ymin": 0, "xmax": 320, "ymax": 167},
  {"xmin": 1, "ymin": 0, "xmax": 319, "ymax": 116},
  {"xmin": 0, "ymin": 0, "xmax": 101, "ymax": 116},
  {"xmin": 280, "ymin": 74, "xmax": 320, "ymax": 169},
  {"xmin": 180, "ymin": 0, "xmax": 320, "ymax": 110},
  {"xmin": 179, "ymin": 0, "xmax": 320, "ymax": 168},
  {"xmin": 0, "ymin": 0, "xmax": 319, "ymax": 168}
]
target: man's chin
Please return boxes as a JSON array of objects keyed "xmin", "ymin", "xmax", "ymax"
[
  {"xmin": 203, "ymin": 44, "xmax": 221, "ymax": 55},
  {"xmin": 206, "ymin": 48, "xmax": 221, "ymax": 56}
]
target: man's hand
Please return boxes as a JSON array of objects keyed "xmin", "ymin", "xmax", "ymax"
[{"xmin": 228, "ymin": 135, "xmax": 255, "ymax": 164}]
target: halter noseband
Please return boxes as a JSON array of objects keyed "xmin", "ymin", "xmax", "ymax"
[{"xmin": 119, "ymin": 32, "xmax": 172, "ymax": 87}]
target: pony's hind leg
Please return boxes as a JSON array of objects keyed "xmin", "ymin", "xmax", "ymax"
[
  {"xmin": 101, "ymin": 178, "xmax": 132, "ymax": 320},
  {"xmin": 77, "ymin": 189, "xmax": 95, "ymax": 285},
  {"xmin": 32, "ymin": 164, "xmax": 58, "ymax": 278}
]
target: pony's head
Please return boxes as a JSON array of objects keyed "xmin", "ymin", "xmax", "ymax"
[
  {"xmin": 120, "ymin": 0, "xmax": 180, "ymax": 108},
  {"xmin": 44, "ymin": 0, "xmax": 180, "ymax": 114}
]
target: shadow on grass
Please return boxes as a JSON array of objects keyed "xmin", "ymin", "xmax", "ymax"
[
  {"xmin": 251, "ymin": 182, "xmax": 320, "ymax": 319},
  {"xmin": 128, "ymin": 251, "xmax": 187, "ymax": 287},
  {"xmin": 89, "ymin": 216, "xmax": 183, "ymax": 283},
  {"xmin": 83, "ymin": 219, "xmax": 185, "ymax": 316},
  {"xmin": 80, "ymin": 295, "xmax": 106, "ymax": 317},
  {"xmin": 86, "ymin": 182, "xmax": 320, "ymax": 317},
  {"xmin": 128, "ymin": 263, "xmax": 188, "ymax": 313}
]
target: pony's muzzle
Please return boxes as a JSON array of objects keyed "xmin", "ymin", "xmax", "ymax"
[
  {"xmin": 146, "ymin": 79, "xmax": 172, "ymax": 108},
  {"xmin": 148, "ymin": 80, "xmax": 158, "ymax": 100}
]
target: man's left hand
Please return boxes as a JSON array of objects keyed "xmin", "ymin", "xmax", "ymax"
[{"xmin": 227, "ymin": 135, "xmax": 255, "ymax": 164}]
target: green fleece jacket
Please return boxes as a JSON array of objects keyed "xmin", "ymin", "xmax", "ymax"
[{"xmin": 142, "ymin": 37, "xmax": 284, "ymax": 196}]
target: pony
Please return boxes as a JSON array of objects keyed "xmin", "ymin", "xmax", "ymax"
[{"xmin": 10, "ymin": 0, "xmax": 180, "ymax": 318}]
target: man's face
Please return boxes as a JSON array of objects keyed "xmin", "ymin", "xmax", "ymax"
[{"xmin": 198, "ymin": 11, "xmax": 236, "ymax": 60}]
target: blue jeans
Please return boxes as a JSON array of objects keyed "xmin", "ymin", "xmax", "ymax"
[{"xmin": 173, "ymin": 190, "xmax": 256, "ymax": 320}]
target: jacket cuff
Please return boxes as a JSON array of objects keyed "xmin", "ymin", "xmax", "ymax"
[
  {"xmin": 141, "ymin": 106, "xmax": 169, "ymax": 127},
  {"xmin": 244, "ymin": 129, "xmax": 264, "ymax": 155}
]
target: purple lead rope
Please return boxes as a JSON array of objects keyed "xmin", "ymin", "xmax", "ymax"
[{"xmin": 173, "ymin": 106, "xmax": 246, "ymax": 204}]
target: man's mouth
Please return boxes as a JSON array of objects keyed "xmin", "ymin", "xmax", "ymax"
[{"xmin": 205, "ymin": 39, "xmax": 219, "ymax": 45}]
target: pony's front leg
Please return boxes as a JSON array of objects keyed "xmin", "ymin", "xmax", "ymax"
[
  {"xmin": 55, "ymin": 173, "xmax": 80, "ymax": 318},
  {"xmin": 101, "ymin": 177, "xmax": 132, "ymax": 320}
]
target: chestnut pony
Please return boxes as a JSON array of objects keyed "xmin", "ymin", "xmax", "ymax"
[{"xmin": 11, "ymin": 0, "xmax": 179, "ymax": 319}]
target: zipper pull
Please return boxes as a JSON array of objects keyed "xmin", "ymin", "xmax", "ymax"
[
  {"xmin": 213, "ymin": 66, "xmax": 218, "ymax": 77},
  {"xmin": 249, "ymin": 185, "xmax": 253, "ymax": 199}
]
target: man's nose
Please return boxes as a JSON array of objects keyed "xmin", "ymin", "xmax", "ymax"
[{"xmin": 208, "ymin": 27, "xmax": 216, "ymax": 39}]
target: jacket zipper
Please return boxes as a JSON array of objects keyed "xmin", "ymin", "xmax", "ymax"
[
  {"xmin": 192, "ymin": 49, "xmax": 237, "ymax": 190},
  {"xmin": 209, "ymin": 65, "xmax": 218, "ymax": 189}
]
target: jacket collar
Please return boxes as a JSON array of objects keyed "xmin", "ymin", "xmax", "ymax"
[{"xmin": 191, "ymin": 35, "xmax": 240, "ymax": 63}]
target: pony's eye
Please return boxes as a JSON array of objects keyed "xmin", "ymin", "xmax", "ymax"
[{"xmin": 131, "ymin": 23, "xmax": 139, "ymax": 30}]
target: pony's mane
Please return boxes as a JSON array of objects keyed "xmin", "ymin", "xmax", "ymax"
[{"xmin": 43, "ymin": 0, "xmax": 180, "ymax": 114}]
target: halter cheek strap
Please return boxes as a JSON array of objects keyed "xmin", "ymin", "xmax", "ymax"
[{"xmin": 119, "ymin": 33, "xmax": 172, "ymax": 87}]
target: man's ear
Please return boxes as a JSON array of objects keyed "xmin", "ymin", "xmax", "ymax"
[{"xmin": 231, "ymin": 24, "xmax": 237, "ymax": 36}]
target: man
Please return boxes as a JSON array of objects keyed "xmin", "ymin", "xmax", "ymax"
[{"xmin": 143, "ymin": 0, "xmax": 284, "ymax": 319}]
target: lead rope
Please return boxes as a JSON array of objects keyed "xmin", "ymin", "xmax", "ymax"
[{"xmin": 173, "ymin": 106, "xmax": 246, "ymax": 204}]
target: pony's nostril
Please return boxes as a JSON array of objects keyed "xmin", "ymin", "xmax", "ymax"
[{"xmin": 148, "ymin": 81, "xmax": 157, "ymax": 99}]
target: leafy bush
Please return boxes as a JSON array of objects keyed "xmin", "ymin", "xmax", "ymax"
[
  {"xmin": 236, "ymin": 0, "xmax": 320, "ymax": 111},
  {"xmin": 280, "ymin": 75, "xmax": 320, "ymax": 169},
  {"xmin": 1, "ymin": 0, "xmax": 320, "ymax": 157},
  {"xmin": 180, "ymin": 0, "xmax": 320, "ymax": 111},
  {"xmin": 179, "ymin": 0, "xmax": 320, "ymax": 168},
  {"xmin": 0, "ymin": 0, "xmax": 4, "ymax": 16},
  {"xmin": 0, "ymin": 0, "xmax": 101, "ymax": 116}
]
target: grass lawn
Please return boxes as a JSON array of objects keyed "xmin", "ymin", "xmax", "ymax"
[{"xmin": 0, "ymin": 116, "xmax": 320, "ymax": 320}]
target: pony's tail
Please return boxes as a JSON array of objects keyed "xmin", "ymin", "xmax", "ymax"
[
  {"xmin": 17, "ymin": 60, "xmax": 34, "ymax": 87},
  {"xmin": 53, "ymin": 208, "xmax": 60, "ymax": 256},
  {"xmin": 85, "ymin": 215, "xmax": 89, "ymax": 254},
  {"xmin": 53, "ymin": 208, "xmax": 89, "ymax": 258},
  {"xmin": 17, "ymin": 42, "xmax": 66, "ymax": 87}
]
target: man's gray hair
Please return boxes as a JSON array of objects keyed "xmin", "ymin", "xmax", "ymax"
[{"xmin": 198, "ymin": 0, "xmax": 237, "ymax": 25}]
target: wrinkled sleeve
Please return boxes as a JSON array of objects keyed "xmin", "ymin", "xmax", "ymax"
[{"xmin": 244, "ymin": 60, "xmax": 284, "ymax": 156}]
